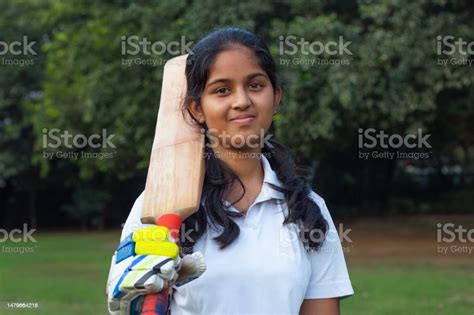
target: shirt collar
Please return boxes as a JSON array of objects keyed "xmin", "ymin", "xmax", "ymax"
[
  {"xmin": 221, "ymin": 154, "xmax": 286, "ymax": 213},
  {"xmin": 203, "ymin": 153, "xmax": 286, "ymax": 210},
  {"xmin": 258, "ymin": 154, "xmax": 286, "ymax": 201}
]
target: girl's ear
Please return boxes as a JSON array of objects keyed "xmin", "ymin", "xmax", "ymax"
[
  {"xmin": 273, "ymin": 86, "xmax": 282, "ymax": 115},
  {"xmin": 188, "ymin": 99, "xmax": 206, "ymax": 124}
]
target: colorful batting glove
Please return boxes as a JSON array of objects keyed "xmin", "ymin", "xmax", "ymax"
[{"xmin": 107, "ymin": 226, "xmax": 181, "ymax": 315}]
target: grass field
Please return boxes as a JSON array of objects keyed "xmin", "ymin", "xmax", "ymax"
[
  {"xmin": 0, "ymin": 216, "xmax": 473, "ymax": 314},
  {"xmin": 341, "ymin": 215, "xmax": 474, "ymax": 315},
  {"xmin": 0, "ymin": 232, "xmax": 116, "ymax": 314}
]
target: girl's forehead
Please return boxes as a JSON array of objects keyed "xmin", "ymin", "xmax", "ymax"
[{"xmin": 208, "ymin": 46, "xmax": 263, "ymax": 78}]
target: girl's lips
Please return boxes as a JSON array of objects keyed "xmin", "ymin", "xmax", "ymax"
[{"xmin": 230, "ymin": 116, "xmax": 256, "ymax": 124}]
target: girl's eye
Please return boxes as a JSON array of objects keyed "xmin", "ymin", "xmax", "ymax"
[
  {"xmin": 214, "ymin": 87, "xmax": 230, "ymax": 95},
  {"xmin": 248, "ymin": 82, "xmax": 263, "ymax": 90}
]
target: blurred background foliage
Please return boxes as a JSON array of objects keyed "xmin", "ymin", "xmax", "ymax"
[{"xmin": 0, "ymin": 0, "xmax": 473, "ymax": 229}]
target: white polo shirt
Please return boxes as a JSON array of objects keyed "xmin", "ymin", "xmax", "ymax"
[{"xmin": 116, "ymin": 155, "xmax": 354, "ymax": 315}]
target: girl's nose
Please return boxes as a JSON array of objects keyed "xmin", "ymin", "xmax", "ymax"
[{"xmin": 231, "ymin": 88, "xmax": 251, "ymax": 110}]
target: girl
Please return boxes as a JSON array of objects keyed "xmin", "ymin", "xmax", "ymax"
[{"xmin": 108, "ymin": 27, "xmax": 354, "ymax": 315}]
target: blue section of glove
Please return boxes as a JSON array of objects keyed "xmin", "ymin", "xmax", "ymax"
[{"xmin": 116, "ymin": 233, "xmax": 135, "ymax": 263}]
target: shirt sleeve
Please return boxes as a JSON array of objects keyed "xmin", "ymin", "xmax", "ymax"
[
  {"xmin": 119, "ymin": 191, "xmax": 154, "ymax": 241},
  {"xmin": 304, "ymin": 191, "xmax": 354, "ymax": 299}
]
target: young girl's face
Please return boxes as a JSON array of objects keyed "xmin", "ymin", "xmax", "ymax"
[{"xmin": 190, "ymin": 45, "xmax": 281, "ymax": 152}]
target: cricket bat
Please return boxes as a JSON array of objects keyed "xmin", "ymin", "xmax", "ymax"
[{"xmin": 140, "ymin": 54, "xmax": 206, "ymax": 314}]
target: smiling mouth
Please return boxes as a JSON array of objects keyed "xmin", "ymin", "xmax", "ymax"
[{"xmin": 230, "ymin": 116, "xmax": 256, "ymax": 124}]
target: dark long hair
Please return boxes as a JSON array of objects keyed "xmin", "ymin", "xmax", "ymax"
[{"xmin": 181, "ymin": 27, "xmax": 327, "ymax": 253}]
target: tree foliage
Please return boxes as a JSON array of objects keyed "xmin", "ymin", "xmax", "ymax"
[{"xmin": 1, "ymin": 0, "xmax": 472, "ymax": 228}]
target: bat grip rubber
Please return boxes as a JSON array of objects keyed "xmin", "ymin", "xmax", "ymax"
[
  {"xmin": 140, "ymin": 214, "xmax": 182, "ymax": 315},
  {"xmin": 141, "ymin": 290, "xmax": 169, "ymax": 315}
]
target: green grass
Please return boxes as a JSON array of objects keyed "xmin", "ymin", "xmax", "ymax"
[
  {"xmin": 0, "ymin": 232, "xmax": 473, "ymax": 314},
  {"xmin": 341, "ymin": 263, "xmax": 474, "ymax": 315},
  {"xmin": 0, "ymin": 232, "xmax": 119, "ymax": 314}
]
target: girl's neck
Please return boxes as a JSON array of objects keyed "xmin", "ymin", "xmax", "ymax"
[
  {"xmin": 212, "ymin": 145, "xmax": 264, "ymax": 183},
  {"xmin": 213, "ymin": 145, "xmax": 264, "ymax": 213}
]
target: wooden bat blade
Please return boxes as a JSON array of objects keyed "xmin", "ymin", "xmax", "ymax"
[{"xmin": 141, "ymin": 54, "xmax": 205, "ymax": 224}]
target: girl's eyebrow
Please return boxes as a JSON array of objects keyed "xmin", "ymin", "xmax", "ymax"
[{"xmin": 206, "ymin": 72, "xmax": 268, "ymax": 88}]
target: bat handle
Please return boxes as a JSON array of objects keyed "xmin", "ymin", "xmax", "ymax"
[
  {"xmin": 141, "ymin": 289, "xmax": 170, "ymax": 315},
  {"xmin": 140, "ymin": 214, "xmax": 182, "ymax": 315}
]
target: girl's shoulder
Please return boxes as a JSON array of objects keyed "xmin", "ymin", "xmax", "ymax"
[{"xmin": 307, "ymin": 190, "xmax": 329, "ymax": 215}]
